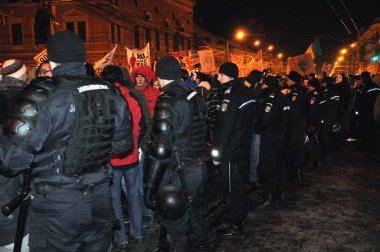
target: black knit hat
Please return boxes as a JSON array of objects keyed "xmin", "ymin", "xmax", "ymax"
[
  {"xmin": 263, "ymin": 76, "xmax": 279, "ymax": 88},
  {"xmin": 307, "ymin": 78, "xmax": 320, "ymax": 89},
  {"xmin": 219, "ymin": 62, "xmax": 238, "ymax": 79},
  {"xmin": 288, "ymin": 71, "xmax": 302, "ymax": 83},
  {"xmin": 156, "ymin": 56, "xmax": 181, "ymax": 80},
  {"xmin": 47, "ymin": 30, "xmax": 86, "ymax": 63}
]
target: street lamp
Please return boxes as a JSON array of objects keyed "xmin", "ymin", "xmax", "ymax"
[
  {"xmin": 340, "ymin": 48, "xmax": 348, "ymax": 55},
  {"xmin": 254, "ymin": 40, "xmax": 260, "ymax": 47},
  {"xmin": 267, "ymin": 45, "xmax": 274, "ymax": 51}
]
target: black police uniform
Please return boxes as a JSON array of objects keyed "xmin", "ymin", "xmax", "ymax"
[
  {"xmin": 284, "ymin": 83, "xmax": 307, "ymax": 180},
  {"xmin": 318, "ymin": 84, "xmax": 340, "ymax": 158},
  {"xmin": 211, "ymin": 78, "xmax": 255, "ymax": 230},
  {"xmin": 0, "ymin": 63, "xmax": 133, "ymax": 251},
  {"xmin": 353, "ymin": 79, "xmax": 380, "ymax": 148},
  {"xmin": 255, "ymin": 79, "xmax": 289, "ymax": 205},
  {"xmin": 144, "ymin": 79, "xmax": 208, "ymax": 251}
]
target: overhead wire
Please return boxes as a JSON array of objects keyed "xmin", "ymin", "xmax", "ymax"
[{"xmin": 324, "ymin": 0, "xmax": 352, "ymax": 35}]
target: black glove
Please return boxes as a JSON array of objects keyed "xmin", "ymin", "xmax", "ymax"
[{"xmin": 144, "ymin": 187, "xmax": 156, "ymax": 209}]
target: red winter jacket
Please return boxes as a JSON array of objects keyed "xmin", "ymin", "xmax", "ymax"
[
  {"xmin": 110, "ymin": 83, "xmax": 146, "ymax": 168},
  {"xmin": 136, "ymin": 84, "xmax": 160, "ymax": 117}
]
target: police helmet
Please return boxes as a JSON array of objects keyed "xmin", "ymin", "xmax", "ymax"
[{"xmin": 156, "ymin": 185, "xmax": 189, "ymax": 220}]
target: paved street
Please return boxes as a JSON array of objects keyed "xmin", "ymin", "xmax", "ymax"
[{"xmin": 127, "ymin": 136, "xmax": 380, "ymax": 252}]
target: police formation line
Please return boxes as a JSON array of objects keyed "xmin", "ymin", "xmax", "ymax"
[{"xmin": 1, "ymin": 30, "xmax": 380, "ymax": 252}]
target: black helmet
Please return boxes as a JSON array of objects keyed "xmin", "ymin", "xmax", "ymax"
[{"xmin": 157, "ymin": 185, "xmax": 189, "ymax": 220}]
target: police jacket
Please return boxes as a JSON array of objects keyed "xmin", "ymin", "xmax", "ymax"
[
  {"xmin": 151, "ymin": 79, "xmax": 207, "ymax": 162},
  {"xmin": 354, "ymin": 80, "xmax": 380, "ymax": 121},
  {"xmin": 319, "ymin": 85, "xmax": 340, "ymax": 124},
  {"xmin": 0, "ymin": 63, "xmax": 133, "ymax": 186},
  {"xmin": 285, "ymin": 83, "xmax": 307, "ymax": 127},
  {"xmin": 306, "ymin": 88, "xmax": 322, "ymax": 127},
  {"xmin": 255, "ymin": 87, "xmax": 289, "ymax": 135},
  {"xmin": 212, "ymin": 78, "xmax": 255, "ymax": 162}
]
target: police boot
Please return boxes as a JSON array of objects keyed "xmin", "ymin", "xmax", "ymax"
[
  {"xmin": 222, "ymin": 224, "xmax": 245, "ymax": 239},
  {"xmin": 260, "ymin": 195, "xmax": 277, "ymax": 208}
]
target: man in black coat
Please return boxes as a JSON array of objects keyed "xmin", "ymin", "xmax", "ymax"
[{"xmin": 211, "ymin": 62, "xmax": 255, "ymax": 239}]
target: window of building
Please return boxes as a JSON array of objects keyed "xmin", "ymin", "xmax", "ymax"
[
  {"xmin": 66, "ymin": 21, "xmax": 86, "ymax": 42},
  {"xmin": 178, "ymin": 22, "xmax": 185, "ymax": 32},
  {"xmin": 133, "ymin": 0, "xmax": 139, "ymax": 7},
  {"xmin": 111, "ymin": 23, "xmax": 121, "ymax": 43},
  {"xmin": 164, "ymin": 32, "xmax": 169, "ymax": 52},
  {"xmin": 154, "ymin": 5, "xmax": 159, "ymax": 14},
  {"xmin": 134, "ymin": 25, "xmax": 140, "ymax": 48},
  {"xmin": 66, "ymin": 22, "xmax": 74, "ymax": 32},
  {"xmin": 155, "ymin": 31, "xmax": 160, "ymax": 51},
  {"xmin": 172, "ymin": 13, "xmax": 176, "ymax": 20},
  {"xmin": 77, "ymin": 21, "xmax": 86, "ymax": 42},
  {"xmin": 11, "ymin": 23, "xmax": 23, "ymax": 45},
  {"xmin": 163, "ymin": 19, "xmax": 169, "ymax": 30},
  {"xmin": 187, "ymin": 18, "xmax": 190, "ymax": 26},
  {"xmin": 145, "ymin": 28, "xmax": 151, "ymax": 44},
  {"xmin": 187, "ymin": 39, "xmax": 191, "ymax": 50}
]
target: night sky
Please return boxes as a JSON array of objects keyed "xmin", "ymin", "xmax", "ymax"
[{"xmin": 193, "ymin": 0, "xmax": 379, "ymax": 65}]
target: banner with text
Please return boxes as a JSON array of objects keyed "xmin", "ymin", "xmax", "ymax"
[
  {"xmin": 126, "ymin": 43, "xmax": 151, "ymax": 73},
  {"xmin": 198, "ymin": 50, "xmax": 216, "ymax": 73},
  {"xmin": 34, "ymin": 49, "xmax": 48, "ymax": 64}
]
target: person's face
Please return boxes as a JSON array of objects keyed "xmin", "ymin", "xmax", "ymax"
[
  {"xmin": 135, "ymin": 74, "xmax": 146, "ymax": 87},
  {"xmin": 335, "ymin": 74, "xmax": 343, "ymax": 84},
  {"xmin": 38, "ymin": 63, "xmax": 52, "ymax": 77},
  {"xmin": 217, "ymin": 73, "xmax": 232, "ymax": 84}
]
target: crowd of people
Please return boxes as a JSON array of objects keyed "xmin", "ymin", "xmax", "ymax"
[{"xmin": 1, "ymin": 30, "xmax": 380, "ymax": 252}]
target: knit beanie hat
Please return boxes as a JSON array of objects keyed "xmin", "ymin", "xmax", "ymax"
[
  {"xmin": 263, "ymin": 76, "xmax": 279, "ymax": 89},
  {"xmin": 307, "ymin": 78, "xmax": 320, "ymax": 89},
  {"xmin": 47, "ymin": 30, "xmax": 86, "ymax": 63},
  {"xmin": 288, "ymin": 71, "xmax": 302, "ymax": 84},
  {"xmin": 156, "ymin": 56, "xmax": 181, "ymax": 80},
  {"xmin": 2, "ymin": 59, "xmax": 27, "ymax": 80},
  {"xmin": 219, "ymin": 62, "xmax": 238, "ymax": 79}
]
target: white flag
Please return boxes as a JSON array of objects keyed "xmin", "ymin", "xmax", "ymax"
[{"xmin": 94, "ymin": 44, "xmax": 118, "ymax": 75}]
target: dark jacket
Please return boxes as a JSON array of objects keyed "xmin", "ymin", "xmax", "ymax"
[
  {"xmin": 213, "ymin": 78, "xmax": 255, "ymax": 162},
  {"xmin": 0, "ymin": 63, "xmax": 133, "ymax": 185},
  {"xmin": 255, "ymin": 87, "xmax": 289, "ymax": 135}
]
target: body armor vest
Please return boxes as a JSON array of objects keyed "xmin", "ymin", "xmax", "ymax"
[
  {"xmin": 152, "ymin": 86, "xmax": 207, "ymax": 160},
  {"xmin": 50, "ymin": 76, "xmax": 116, "ymax": 176}
]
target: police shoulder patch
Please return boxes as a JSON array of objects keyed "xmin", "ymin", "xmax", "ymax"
[{"xmin": 221, "ymin": 103, "xmax": 228, "ymax": 112}]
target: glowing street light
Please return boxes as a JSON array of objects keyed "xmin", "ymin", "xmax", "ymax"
[
  {"xmin": 338, "ymin": 56, "xmax": 344, "ymax": 61},
  {"xmin": 267, "ymin": 45, "xmax": 274, "ymax": 51},
  {"xmin": 254, "ymin": 40, "xmax": 260, "ymax": 46},
  {"xmin": 340, "ymin": 48, "xmax": 348, "ymax": 55},
  {"xmin": 235, "ymin": 30, "xmax": 246, "ymax": 40},
  {"xmin": 350, "ymin": 43, "xmax": 356, "ymax": 48},
  {"xmin": 277, "ymin": 53, "xmax": 283, "ymax": 58}
]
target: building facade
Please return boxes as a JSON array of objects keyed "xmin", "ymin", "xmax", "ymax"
[
  {"xmin": 0, "ymin": 0, "xmax": 195, "ymax": 67},
  {"xmin": 357, "ymin": 17, "xmax": 380, "ymax": 74}
]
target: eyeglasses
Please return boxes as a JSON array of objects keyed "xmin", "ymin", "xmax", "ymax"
[{"xmin": 39, "ymin": 69, "xmax": 51, "ymax": 75}]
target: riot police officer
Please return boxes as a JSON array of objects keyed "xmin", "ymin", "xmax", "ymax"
[
  {"xmin": 255, "ymin": 76, "xmax": 289, "ymax": 207},
  {"xmin": 211, "ymin": 62, "xmax": 255, "ymax": 239},
  {"xmin": 144, "ymin": 56, "xmax": 208, "ymax": 251},
  {"xmin": 284, "ymin": 71, "xmax": 308, "ymax": 181},
  {"xmin": 0, "ymin": 31, "xmax": 133, "ymax": 251},
  {"xmin": 319, "ymin": 77, "xmax": 340, "ymax": 159}
]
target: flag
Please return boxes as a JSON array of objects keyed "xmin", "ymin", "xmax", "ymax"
[
  {"xmin": 198, "ymin": 50, "xmax": 216, "ymax": 73},
  {"xmin": 305, "ymin": 38, "xmax": 322, "ymax": 59},
  {"xmin": 287, "ymin": 53, "xmax": 316, "ymax": 76},
  {"xmin": 126, "ymin": 43, "xmax": 151, "ymax": 73},
  {"xmin": 94, "ymin": 44, "xmax": 118, "ymax": 75}
]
